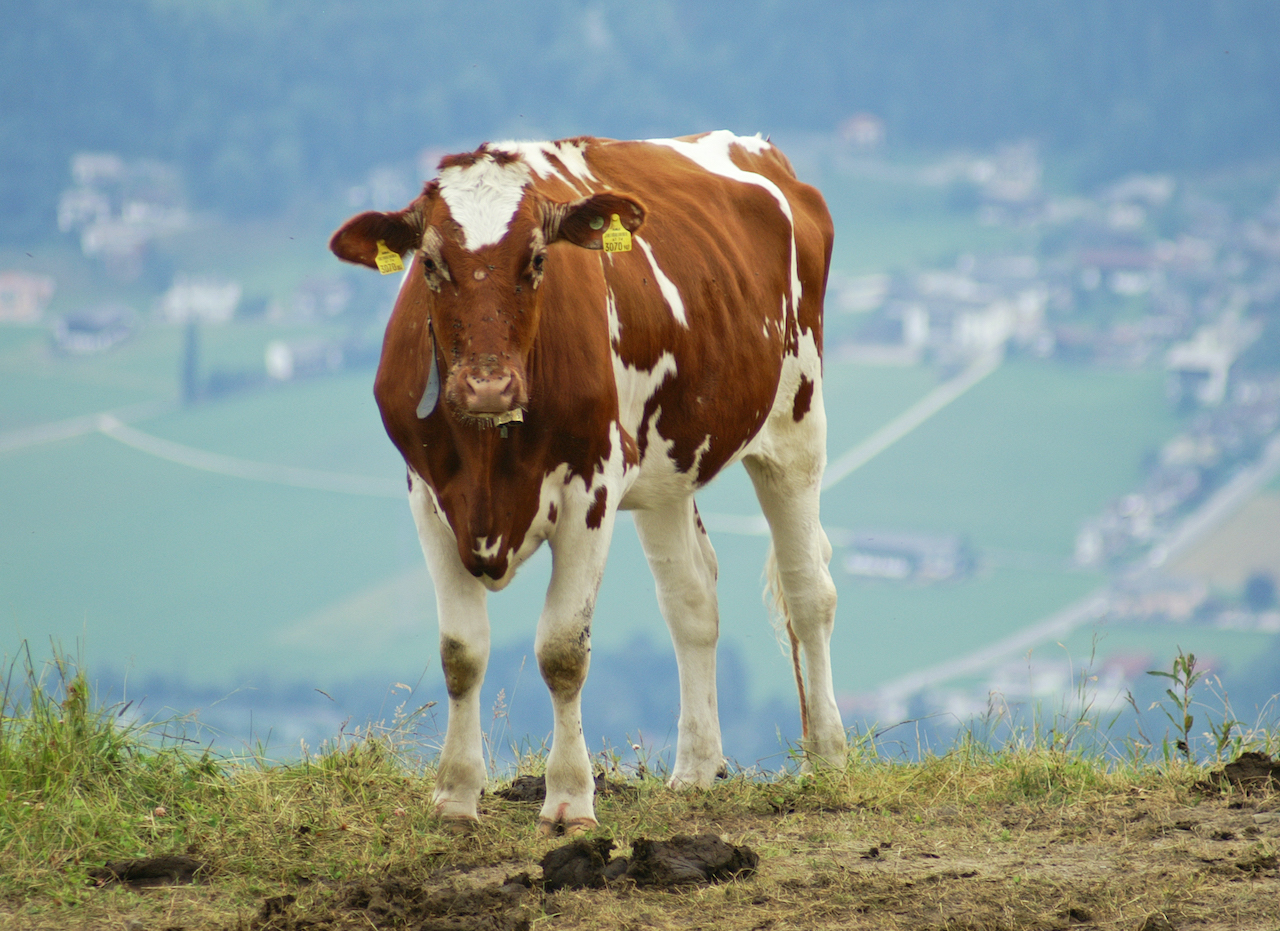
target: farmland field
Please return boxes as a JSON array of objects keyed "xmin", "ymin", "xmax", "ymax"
[
  {"xmin": 1171, "ymin": 492, "xmax": 1280, "ymax": 589},
  {"xmin": 3, "ymin": 306, "xmax": 1234, "ymax": 759},
  {"xmin": 3, "ymin": 174, "xmax": 1273, "ymax": 757}
]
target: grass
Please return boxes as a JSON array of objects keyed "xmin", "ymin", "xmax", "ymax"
[
  {"xmin": 821, "ymin": 358, "xmax": 1184, "ymax": 558},
  {"xmin": 3, "ymin": 647, "xmax": 1278, "ymax": 931}
]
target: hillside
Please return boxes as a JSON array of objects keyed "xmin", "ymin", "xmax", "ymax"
[{"xmin": 2, "ymin": 661, "xmax": 1278, "ymax": 931}]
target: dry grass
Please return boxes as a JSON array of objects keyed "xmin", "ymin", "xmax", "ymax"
[{"xmin": 2, "ymin": 649, "xmax": 1279, "ymax": 931}]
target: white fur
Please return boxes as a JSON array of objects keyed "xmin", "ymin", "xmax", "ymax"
[
  {"xmin": 605, "ymin": 286, "xmax": 622, "ymax": 344},
  {"xmin": 407, "ymin": 469, "xmax": 491, "ymax": 820},
  {"xmin": 635, "ymin": 236, "xmax": 688, "ymax": 327},
  {"xmin": 647, "ymin": 131, "xmax": 802, "ymax": 312},
  {"xmin": 438, "ymin": 156, "xmax": 532, "ymax": 250},
  {"xmin": 633, "ymin": 497, "xmax": 723, "ymax": 784},
  {"xmin": 473, "ymin": 536, "xmax": 504, "ymax": 560},
  {"xmin": 491, "ymin": 140, "xmax": 598, "ymax": 195}
]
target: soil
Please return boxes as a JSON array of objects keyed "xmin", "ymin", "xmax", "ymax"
[
  {"xmin": 22, "ymin": 757, "xmax": 1280, "ymax": 931},
  {"xmin": 246, "ymin": 872, "xmax": 538, "ymax": 931},
  {"xmin": 86, "ymin": 856, "xmax": 209, "ymax": 889},
  {"xmin": 244, "ymin": 782, "xmax": 1278, "ymax": 931}
]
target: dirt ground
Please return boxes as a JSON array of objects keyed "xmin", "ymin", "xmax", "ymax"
[
  {"xmin": 233, "ymin": 792, "xmax": 1278, "ymax": 931},
  {"xmin": 9, "ymin": 759, "xmax": 1280, "ymax": 931}
]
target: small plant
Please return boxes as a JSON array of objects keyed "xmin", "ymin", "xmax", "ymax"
[
  {"xmin": 1147, "ymin": 647, "xmax": 1201, "ymax": 763},
  {"xmin": 1144, "ymin": 647, "xmax": 1243, "ymax": 764}
]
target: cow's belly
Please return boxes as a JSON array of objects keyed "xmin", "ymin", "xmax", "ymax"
[{"xmin": 616, "ymin": 392, "xmax": 768, "ymax": 512}]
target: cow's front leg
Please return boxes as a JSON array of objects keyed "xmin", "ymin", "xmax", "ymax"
[
  {"xmin": 408, "ymin": 473, "xmax": 490, "ymax": 823},
  {"xmin": 536, "ymin": 488, "xmax": 618, "ymax": 835}
]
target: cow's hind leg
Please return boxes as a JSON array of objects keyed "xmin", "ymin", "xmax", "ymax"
[
  {"xmin": 408, "ymin": 473, "xmax": 490, "ymax": 823},
  {"xmin": 633, "ymin": 498, "xmax": 724, "ymax": 786},
  {"xmin": 743, "ymin": 409, "xmax": 847, "ymax": 769},
  {"xmin": 536, "ymin": 488, "xmax": 619, "ymax": 834}
]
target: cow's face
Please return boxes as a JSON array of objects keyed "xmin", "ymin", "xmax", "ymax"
[{"xmin": 330, "ymin": 152, "xmax": 644, "ymax": 425}]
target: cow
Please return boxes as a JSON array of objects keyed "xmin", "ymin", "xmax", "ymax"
[{"xmin": 330, "ymin": 131, "xmax": 846, "ymax": 833}]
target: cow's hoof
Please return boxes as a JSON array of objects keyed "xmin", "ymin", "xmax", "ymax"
[
  {"xmin": 433, "ymin": 798, "xmax": 480, "ymax": 826},
  {"xmin": 537, "ymin": 816, "xmax": 597, "ymax": 837},
  {"xmin": 439, "ymin": 815, "xmax": 479, "ymax": 834}
]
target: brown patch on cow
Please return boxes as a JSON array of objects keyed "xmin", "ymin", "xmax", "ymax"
[
  {"xmin": 482, "ymin": 146, "xmax": 523, "ymax": 167},
  {"xmin": 547, "ymin": 502, "xmax": 557, "ymax": 524},
  {"xmin": 539, "ymin": 640, "xmax": 588, "ymax": 695},
  {"xmin": 620, "ymin": 429, "xmax": 640, "ymax": 471},
  {"xmin": 441, "ymin": 637, "xmax": 482, "ymax": 698},
  {"xmin": 585, "ymin": 486, "xmax": 608, "ymax": 529},
  {"xmin": 792, "ymin": 375, "xmax": 814, "ymax": 421},
  {"xmin": 437, "ymin": 150, "xmax": 485, "ymax": 171}
]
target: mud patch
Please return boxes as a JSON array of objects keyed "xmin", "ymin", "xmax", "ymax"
[
  {"xmin": 249, "ymin": 872, "xmax": 536, "ymax": 931},
  {"xmin": 88, "ymin": 855, "xmax": 209, "ymax": 888},
  {"xmin": 494, "ymin": 773, "xmax": 638, "ymax": 803},
  {"xmin": 626, "ymin": 834, "xmax": 759, "ymax": 885},
  {"xmin": 539, "ymin": 834, "xmax": 758, "ymax": 890},
  {"xmin": 1195, "ymin": 751, "xmax": 1280, "ymax": 794},
  {"xmin": 539, "ymin": 838, "xmax": 627, "ymax": 890}
]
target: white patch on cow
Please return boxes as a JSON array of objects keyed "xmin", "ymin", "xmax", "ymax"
[
  {"xmin": 619, "ymin": 404, "xmax": 686, "ymax": 509},
  {"xmin": 687, "ymin": 434, "xmax": 714, "ymax": 477},
  {"xmin": 612, "ymin": 349, "xmax": 677, "ymax": 435},
  {"xmin": 438, "ymin": 155, "xmax": 532, "ymax": 250},
  {"xmin": 490, "ymin": 140, "xmax": 597, "ymax": 195},
  {"xmin": 408, "ymin": 468, "xmax": 447, "ymax": 526},
  {"xmin": 549, "ymin": 140, "xmax": 598, "ymax": 186},
  {"xmin": 605, "ymin": 287, "xmax": 621, "ymax": 344},
  {"xmin": 736, "ymin": 324, "xmax": 825, "ymax": 479},
  {"xmin": 635, "ymin": 236, "xmax": 688, "ymax": 327},
  {"xmin": 647, "ymin": 131, "xmax": 802, "ymax": 313},
  {"xmin": 473, "ymin": 535, "xmax": 504, "ymax": 560}
]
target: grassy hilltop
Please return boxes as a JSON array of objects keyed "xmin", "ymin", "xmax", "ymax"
[{"xmin": 2, "ymin": 650, "xmax": 1278, "ymax": 931}]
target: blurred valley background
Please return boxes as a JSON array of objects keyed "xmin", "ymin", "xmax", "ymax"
[{"xmin": 3, "ymin": 0, "xmax": 1280, "ymax": 766}]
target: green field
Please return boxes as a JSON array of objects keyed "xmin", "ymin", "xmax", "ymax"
[
  {"xmin": 816, "ymin": 168, "xmax": 1026, "ymax": 276},
  {"xmin": 3, "ymin": 177, "xmax": 1272, "ymax": 748},
  {"xmin": 0, "ymin": 331, "xmax": 1214, "ymax": 717},
  {"xmin": 821, "ymin": 360, "xmax": 1183, "ymax": 557}
]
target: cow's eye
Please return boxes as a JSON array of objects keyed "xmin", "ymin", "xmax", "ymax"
[
  {"xmin": 423, "ymin": 257, "xmax": 436, "ymax": 273},
  {"xmin": 532, "ymin": 254, "xmax": 545, "ymax": 271}
]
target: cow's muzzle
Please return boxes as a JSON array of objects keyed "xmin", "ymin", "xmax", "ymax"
[{"xmin": 448, "ymin": 362, "xmax": 528, "ymax": 418}]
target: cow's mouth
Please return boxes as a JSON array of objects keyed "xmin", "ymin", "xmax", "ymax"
[{"xmin": 447, "ymin": 362, "xmax": 529, "ymax": 423}]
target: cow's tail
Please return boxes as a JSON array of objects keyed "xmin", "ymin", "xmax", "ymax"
[{"xmin": 764, "ymin": 543, "xmax": 810, "ymax": 741}]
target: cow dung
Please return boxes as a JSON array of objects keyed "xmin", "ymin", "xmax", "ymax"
[
  {"xmin": 87, "ymin": 855, "xmax": 208, "ymax": 888},
  {"xmin": 1195, "ymin": 751, "xmax": 1280, "ymax": 794},
  {"xmin": 539, "ymin": 834, "xmax": 758, "ymax": 890},
  {"xmin": 494, "ymin": 773, "xmax": 638, "ymax": 803}
]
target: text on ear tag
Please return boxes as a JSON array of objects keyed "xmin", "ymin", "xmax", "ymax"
[
  {"xmin": 602, "ymin": 214, "xmax": 632, "ymax": 253},
  {"xmin": 375, "ymin": 239, "xmax": 405, "ymax": 275}
]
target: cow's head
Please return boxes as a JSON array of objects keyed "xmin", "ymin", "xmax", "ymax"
[{"xmin": 330, "ymin": 148, "xmax": 645, "ymax": 424}]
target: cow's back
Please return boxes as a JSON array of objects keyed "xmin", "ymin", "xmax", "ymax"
[{"xmin": 545, "ymin": 133, "xmax": 834, "ymax": 497}]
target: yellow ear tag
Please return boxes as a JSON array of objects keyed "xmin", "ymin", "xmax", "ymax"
[
  {"xmin": 374, "ymin": 240, "xmax": 405, "ymax": 275},
  {"xmin": 601, "ymin": 214, "xmax": 632, "ymax": 253}
]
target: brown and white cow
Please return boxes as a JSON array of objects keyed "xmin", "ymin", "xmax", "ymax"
[{"xmin": 331, "ymin": 131, "xmax": 845, "ymax": 833}]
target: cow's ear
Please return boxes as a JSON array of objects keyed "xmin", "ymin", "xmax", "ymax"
[
  {"xmin": 545, "ymin": 192, "xmax": 646, "ymax": 250},
  {"xmin": 329, "ymin": 207, "xmax": 422, "ymax": 269}
]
